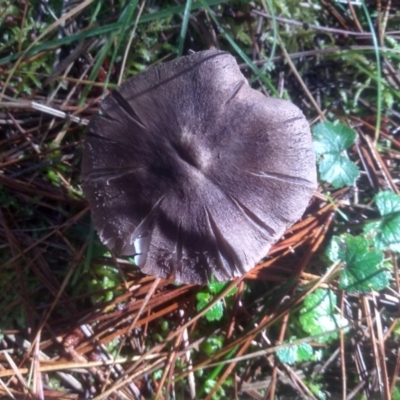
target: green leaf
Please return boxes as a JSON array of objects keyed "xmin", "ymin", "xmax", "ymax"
[
  {"xmin": 196, "ymin": 292, "xmax": 224, "ymax": 322},
  {"xmin": 205, "ymin": 301, "xmax": 224, "ymax": 322},
  {"xmin": 208, "ymin": 280, "xmax": 237, "ymax": 297},
  {"xmin": 297, "ymin": 342, "xmax": 314, "ymax": 362},
  {"xmin": 364, "ymin": 190, "xmax": 400, "ymax": 252},
  {"xmin": 276, "ymin": 341, "xmax": 313, "ymax": 365},
  {"xmin": 313, "ymin": 122, "xmax": 359, "ymax": 188},
  {"xmin": 208, "ymin": 281, "xmax": 227, "ymax": 294},
  {"xmin": 393, "ymin": 386, "xmax": 400, "ymax": 400},
  {"xmin": 308, "ymin": 382, "xmax": 327, "ymax": 400},
  {"xmin": 314, "ymin": 122, "xmax": 356, "ymax": 155},
  {"xmin": 299, "ymin": 289, "xmax": 347, "ymax": 342},
  {"xmin": 196, "ymin": 292, "xmax": 211, "ymax": 310},
  {"xmin": 317, "ymin": 154, "xmax": 359, "ymax": 189},
  {"xmin": 276, "ymin": 345, "xmax": 297, "ymax": 365},
  {"xmin": 200, "ymin": 335, "xmax": 224, "ymax": 357},
  {"xmin": 327, "ymin": 233, "xmax": 390, "ymax": 292},
  {"xmin": 196, "ymin": 277, "xmax": 238, "ymax": 322},
  {"xmin": 204, "ymin": 379, "xmax": 226, "ymax": 398},
  {"xmin": 153, "ymin": 369, "xmax": 163, "ymax": 380}
]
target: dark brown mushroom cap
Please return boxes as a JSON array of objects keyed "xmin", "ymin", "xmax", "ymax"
[{"xmin": 81, "ymin": 49, "xmax": 317, "ymax": 284}]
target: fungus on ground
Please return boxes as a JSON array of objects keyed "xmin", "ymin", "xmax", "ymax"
[{"xmin": 81, "ymin": 49, "xmax": 317, "ymax": 285}]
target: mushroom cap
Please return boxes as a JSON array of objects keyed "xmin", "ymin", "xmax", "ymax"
[{"xmin": 81, "ymin": 49, "xmax": 317, "ymax": 284}]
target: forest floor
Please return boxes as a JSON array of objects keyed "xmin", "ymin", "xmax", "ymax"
[{"xmin": 0, "ymin": 0, "xmax": 400, "ymax": 399}]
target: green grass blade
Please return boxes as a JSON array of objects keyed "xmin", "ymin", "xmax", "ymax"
[
  {"xmin": 77, "ymin": 0, "xmax": 138, "ymax": 106},
  {"xmin": 361, "ymin": 0, "xmax": 382, "ymax": 143},
  {"xmin": 105, "ymin": 0, "xmax": 139, "ymax": 89},
  {"xmin": 263, "ymin": 0, "xmax": 278, "ymax": 72},
  {"xmin": 199, "ymin": 0, "xmax": 279, "ymax": 96},
  {"xmin": 0, "ymin": 0, "xmax": 253, "ymax": 67},
  {"xmin": 178, "ymin": 0, "xmax": 192, "ymax": 56}
]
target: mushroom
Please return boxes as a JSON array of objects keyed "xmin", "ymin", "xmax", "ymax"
[{"xmin": 81, "ymin": 49, "xmax": 317, "ymax": 284}]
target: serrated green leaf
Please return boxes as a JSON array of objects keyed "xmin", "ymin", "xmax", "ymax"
[
  {"xmin": 204, "ymin": 300, "xmax": 224, "ymax": 322},
  {"xmin": 299, "ymin": 289, "xmax": 347, "ymax": 342},
  {"xmin": 196, "ymin": 276, "xmax": 237, "ymax": 322},
  {"xmin": 201, "ymin": 335, "xmax": 224, "ymax": 356},
  {"xmin": 313, "ymin": 122, "xmax": 359, "ymax": 188},
  {"xmin": 364, "ymin": 191, "xmax": 400, "ymax": 252},
  {"xmin": 196, "ymin": 292, "xmax": 224, "ymax": 322},
  {"xmin": 297, "ymin": 342, "xmax": 314, "ymax": 361},
  {"xmin": 327, "ymin": 234, "xmax": 390, "ymax": 292},
  {"xmin": 208, "ymin": 278, "xmax": 238, "ymax": 296},
  {"xmin": 276, "ymin": 345, "xmax": 298, "ymax": 365},
  {"xmin": 276, "ymin": 341, "xmax": 313, "ymax": 365},
  {"xmin": 313, "ymin": 121, "xmax": 356, "ymax": 155},
  {"xmin": 196, "ymin": 291, "xmax": 211, "ymax": 309},
  {"xmin": 318, "ymin": 154, "xmax": 360, "ymax": 189},
  {"xmin": 208, "ymin": 281, "xmax": 227, "ymax": 294},
  {"xmin": 303, "ymin": 288, "xmax": 336, "ymax": 313}
]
